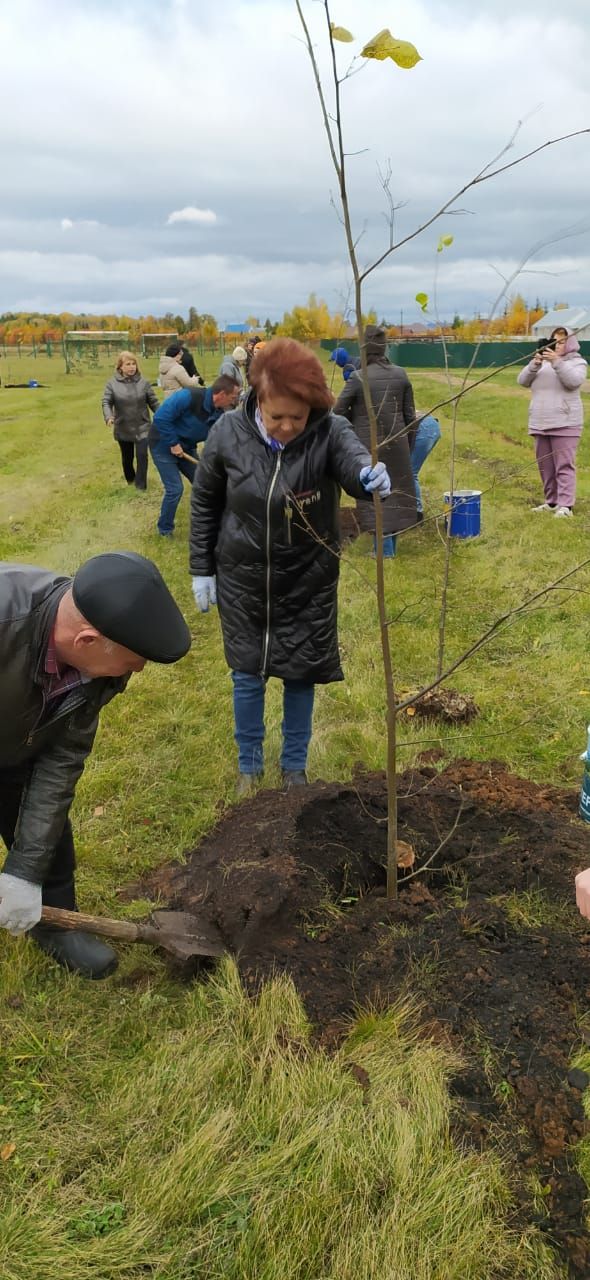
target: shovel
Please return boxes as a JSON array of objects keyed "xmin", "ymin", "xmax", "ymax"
[{"xmin": 40, "ymin": 905, "xmax": 225, "ymax": 962}]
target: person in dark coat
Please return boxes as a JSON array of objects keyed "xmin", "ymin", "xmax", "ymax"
[
  {"xmin": 0, "ymin": 553, "xmax": 190, "ymax": 977},
  {"xmin": 334, "ymin": 326, "xmax": 417, "ymax": 555},
  {"xmin": 189, "ymin": 338, "xmax": 391, "ymax": 794},
  {"xmin": 245, "ymin": 335, "xmax": 262, "ymax": 384},
  {"xmin": 101, "ymin": 352, "xmax": 159, "ymax": 490},
  {"xmin": 180, "ymin": 345, "xmax": 204, "ymax": 384},
  {"xmin": 149, "ymin": 377, "xmax": 240, "ymax": 536}
]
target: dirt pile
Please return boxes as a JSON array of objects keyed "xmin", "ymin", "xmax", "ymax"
[{"xmin": 141, "ymin": 760, "xmax": 590, "ymax": 1276}]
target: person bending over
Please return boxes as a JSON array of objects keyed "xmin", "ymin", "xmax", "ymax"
[
  {"xmin": 0, "ymin": 553, "xmax": 190, "ymax": 978},
  {"xmin": 149, "ymin": 377, "xmax": 240, "ymax": 537}
]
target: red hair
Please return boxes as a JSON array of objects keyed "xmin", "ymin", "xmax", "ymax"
[{"xmin": 249, "ymin": 338, "xmax": 334, "ymax": 410}]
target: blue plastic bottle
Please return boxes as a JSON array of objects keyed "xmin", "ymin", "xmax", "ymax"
[{"xmin": 579, "ymin": 725, "xmax": 590, "ymax": 822}]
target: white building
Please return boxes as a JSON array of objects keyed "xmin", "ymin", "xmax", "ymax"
[{"xmin": 532, "ymin": 307, "xmax": 590, "ymax": 340}]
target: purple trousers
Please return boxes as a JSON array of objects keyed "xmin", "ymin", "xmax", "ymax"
[{"xmin": 533, "ymin": 432, "xmax": 581, "ymax": 508}]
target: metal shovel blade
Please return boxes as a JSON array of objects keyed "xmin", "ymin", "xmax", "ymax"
[{"xmin": 148, "ymin": 910, "xmax": 226, "ymax": 960}]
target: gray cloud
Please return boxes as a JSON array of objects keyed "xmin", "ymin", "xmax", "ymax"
[{"xmin": 0, "ymin": 0, "xmax": 588, "ymax": 321}]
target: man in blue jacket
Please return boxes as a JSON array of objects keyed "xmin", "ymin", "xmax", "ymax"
[
  {"xmin": 329, "ymin": 346, "xmax": 361, "ymax": 382},
  {"xmin": 149, "ymin": 376, "xmax": 240, "ymax": 536}
]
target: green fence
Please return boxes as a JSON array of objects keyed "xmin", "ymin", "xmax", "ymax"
[{"xmin": 320, "ymin": 339, "xmax": 590, "ymax": 368}]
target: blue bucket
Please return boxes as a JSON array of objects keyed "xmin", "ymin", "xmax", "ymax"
[
  {"xmin": 28, "ymin": 379, "xmax": 39, "ymax": 388},
  {"xmin": 443, "ymin": 489, "xmax": 482, "ymax": 538}
]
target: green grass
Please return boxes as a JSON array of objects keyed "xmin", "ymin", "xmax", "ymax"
[
  {"xmin": 490, "ymin": 889, "xmax": 575, "ymax": 932},
  {"xmin": 0, "ymin": 962, "xmax": 559, "ymax": 1279},
  {"xmin": 0, "ymin": 350, "xmax": 588, "ymax": 1277}
]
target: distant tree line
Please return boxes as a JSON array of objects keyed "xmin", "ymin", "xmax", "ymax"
[{"xmin": 0, "ymin": 293, "xmax": 564, "ymax": 347}]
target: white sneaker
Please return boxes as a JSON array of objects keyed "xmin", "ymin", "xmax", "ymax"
[
  {"xmin": 531, "ymin": 502, "xmax": 555, "ymax": 512},
  {"xmin": 554, "ymin": 506, "xmax": 573, "ymax": 518}
]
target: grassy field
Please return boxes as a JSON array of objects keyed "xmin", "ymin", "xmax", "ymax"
[{"xmin": 1, "ymin": 349, "xmax": 589, "ymax": 1277}]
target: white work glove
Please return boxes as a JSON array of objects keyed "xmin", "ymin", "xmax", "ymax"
[
  {"xmin": 0, "ymin": 872, "xmax": 43, "ymax": 935},
  {"xmin": 575, "ymin": 868, "xmax": 590, "ymax": 920},
  {"xmin": 360, "ymin": 462, "xmax": 392, "ymax": 499},
  {"xmin": 192, "ymin": 575, "xmax": 217, "ymax": 613}
]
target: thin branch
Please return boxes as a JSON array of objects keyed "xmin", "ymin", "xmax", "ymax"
[
  {"xmin": 294, "ymin": 1, "xmax": 341, "ymax": 180},
  {"xmin": 403, "ymin": 800, "xmax": 466, "ymax": 882},
  {"xmin": 397, "ymin": 557, "xmax": 590, "ymax": 712},
  {"xmin": 396, "ymin": 679, "xmax": 590, "ymax": 751},
  {"xmin": 359, "ymin": 127, "xmax": 590, "ymax": 283}
]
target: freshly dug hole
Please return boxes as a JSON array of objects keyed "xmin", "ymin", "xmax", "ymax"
[{"xmin": 136, "ymin": 760, "xmax": 590, "ymax": 1276}]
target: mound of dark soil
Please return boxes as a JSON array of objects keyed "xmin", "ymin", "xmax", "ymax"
[
  {"xmin": 405, "ymin": 686, "xmax": 479, "ymax": 722},
  {"xmin": 141, "ymin": 760, "xmax": 590, "ymax": 1276}
]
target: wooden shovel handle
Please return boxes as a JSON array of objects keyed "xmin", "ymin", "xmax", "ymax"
[
  {"xmin": 41, "ymin": 905, "xmax": 141, "ymax": 942},
  {"xmin": 179, "ymin": 450, "xmax": 197, "ymax": 464}
]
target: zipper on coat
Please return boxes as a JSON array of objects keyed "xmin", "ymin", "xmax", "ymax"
[
  {"xmin": 285, "ymin": 495, "xmax": 293, "ymax": 546},
  {"xmin": 261, "ymin": 452, "xmax": 282, "ymax": 676},
  {"xmin": 25, "ymin": 691, "xmax": 88, "ymax": 747}
]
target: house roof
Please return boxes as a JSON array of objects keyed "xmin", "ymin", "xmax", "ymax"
[
  {"xmin": 532, "ymin": 307, "xmax": 590, "ymax": 333},
  {"xmin": 398, "ymin": 323, "xmax": 429, "ymax": 336}
]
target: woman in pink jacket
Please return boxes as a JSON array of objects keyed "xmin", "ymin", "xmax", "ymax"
[{"xmin": 518, "ymin": 326, "xmax": 587, "ymax": 517}]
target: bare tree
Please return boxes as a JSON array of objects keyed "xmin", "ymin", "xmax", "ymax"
[{"xmin": 294, "ymin": 0, "xmax": 589, "ymax": 898}]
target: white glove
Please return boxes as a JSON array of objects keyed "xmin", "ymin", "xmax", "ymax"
[
  {"xmin": 360, "ymin": 462, "xmax": 392, "ymax": 499},
  {"xmin": 192, "ymin": 575, "xmax": 217, "ymax": 613},
  {"xmin": 0, "ymin": 872, "xmax": 43, "ymax": 935},
  {"xmin": 575, "ymin": 868, "xmax": 590, "ymax": 920}
]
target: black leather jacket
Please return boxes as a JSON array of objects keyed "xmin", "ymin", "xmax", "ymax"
[{"xmin": 0, "ymin": 565, "xmax": 126, "ymax": 884}]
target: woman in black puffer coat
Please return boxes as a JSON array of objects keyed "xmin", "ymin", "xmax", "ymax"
[{"xmin": 189, "ymin": 338, "xmax": 391, "ymax": 794}]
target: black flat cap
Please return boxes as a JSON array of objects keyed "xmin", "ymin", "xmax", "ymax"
[{"xmin": 72, "ymin": 552, "xmax": 191, "ymax": 663}]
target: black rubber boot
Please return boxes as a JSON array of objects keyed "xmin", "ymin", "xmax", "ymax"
[
  {"xmin": 281, "ymin": 770, "xmax": 308, "ymax": 788},
  {"xmin": 30, "ymin": 925, "xmax": 118, "ymax": 979}
]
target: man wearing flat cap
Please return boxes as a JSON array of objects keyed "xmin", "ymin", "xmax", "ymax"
[{"xmin": 0, "ymin": 552, "xmax": 191, "ymax": 978}]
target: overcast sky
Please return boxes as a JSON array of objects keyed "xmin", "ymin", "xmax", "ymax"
[{"xmin": 1, "ymin": 0, "xmax": 589, "ymax": 324}]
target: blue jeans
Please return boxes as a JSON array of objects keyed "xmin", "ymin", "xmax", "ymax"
[
  {"xmin": 411, "ymin": 415, "xmax": 441, "ymax": 513},
  {"xmin": 149, "ymin": 441, "xmax": 197, "ymax": 534},
  {"xmin": 231, "ymin": 671, "xmax": 315, "ymax": 774},
  {"xmin": 373, "ymin": 535, "xmax": 396, "ymax": 558}
]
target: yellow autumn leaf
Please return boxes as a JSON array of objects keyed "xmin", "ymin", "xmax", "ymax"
[
  {"xmin": 405, "ymin": 706, "xmax": 416, "ymax": 717},
  {"xmin": 330, "ymin": 23, "xmax": 354, "ymax": 43},
  {"xmin": 361, "ymin": 29, "xmax": 422, "ymax": 69},
  {"xmin": 1, "ymin": 1142, "xmax": 16, "ymax": 1161}
]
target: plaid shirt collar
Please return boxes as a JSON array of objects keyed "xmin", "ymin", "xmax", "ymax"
[{"xmin": 43, "ymin": 629, "xmax": 85, "ymax": 702}]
